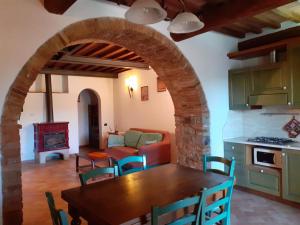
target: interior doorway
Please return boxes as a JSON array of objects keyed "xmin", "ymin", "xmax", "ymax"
[{"xmin": 78, "ymin": 89, "xmax": 101, "ymax": 149}]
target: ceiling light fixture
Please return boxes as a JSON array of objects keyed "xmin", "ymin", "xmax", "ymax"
[
  {"xmin": 125, "ymin": 0, "xmax": 167, "ymax": 25},
  {"xmin": 167, "ymin": 12, "xmax": 204, "ymax": 34}
]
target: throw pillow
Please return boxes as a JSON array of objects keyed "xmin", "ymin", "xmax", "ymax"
[
  {"xmin": 124, "ymin": 130, "xmax": 143, "ymax": 148},
  {"xmin": 108, "ymin": 134, "xmax": 125, "ymax": 148},
  {"xmin": 137, "ymin": 133, "xmax": 163, "ymax": 149}
]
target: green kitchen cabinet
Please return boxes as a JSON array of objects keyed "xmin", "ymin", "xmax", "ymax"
[
  {"xmin": 287, "ymin": 44, "xmax": 300, "ymax": 107},
  {"xmin": 282, "ymin": 149, "xmax": 300, "ymax": 203},
  {"xmin": 249, "ymin": 63, "xmax": 289, "ymax": 96},
  {"xmin": 228, "ymin": 69, "xmax": 250, "ymax": 110},
  {"xmin": 224, "ymin": 142, "xmax": 248, "ymax": 187},
  {"xmin": 248, "ymin": 165, "xmax": 280, "ymax": 196}
]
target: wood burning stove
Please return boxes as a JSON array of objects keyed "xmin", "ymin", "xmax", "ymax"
[{"xmin": 34, "ymin": 122, "xmax": 69, "ymax": 163}]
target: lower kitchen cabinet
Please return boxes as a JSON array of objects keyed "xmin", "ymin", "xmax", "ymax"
[
  {"xmin": 224, "ymin": 142, "xmax": 248, "ymax": 187},
  {"xmin": 248, "ymin": 165, "xmax": 280, "ymax": 196},
  {"xmin": 282, "ymin": 149, "xmax": 300, "ymax": 203}
]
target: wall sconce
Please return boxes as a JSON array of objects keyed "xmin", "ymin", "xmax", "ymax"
[{"xmin": 125, "ymin": 76, "xmax": 138, "ymax": 98}]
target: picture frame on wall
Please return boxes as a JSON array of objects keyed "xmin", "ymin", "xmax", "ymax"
[
  {"xmin": 141, "ymin": 86, "xmax": 149, "ymax": 101},
  {"xmin": 157, "ymin": 77, "xmax": 167, "ymax": 92}
]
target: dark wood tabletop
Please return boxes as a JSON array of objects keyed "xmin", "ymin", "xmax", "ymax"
[{"xmin": 61, "ymin": 164, "xmax": 229, "ymax": 225}]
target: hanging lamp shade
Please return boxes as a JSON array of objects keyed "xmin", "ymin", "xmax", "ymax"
[
  {"xmin": 167, "ymin": 12, "xmax": 204, "ymax": 34},
  {"xmin": 125, "ymin": 0, "xmax": 167, "ymax": 25}
]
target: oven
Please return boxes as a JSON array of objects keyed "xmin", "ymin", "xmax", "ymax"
[{"xmin": 253, "ymin": 147, "xmax": 282, "ymax": 168}]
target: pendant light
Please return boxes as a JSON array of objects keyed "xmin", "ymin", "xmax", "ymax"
[
  {"xmin": 167, "ymin": 12, "xmax": 204, "ymax": 34},
  {"xmin": 125, "ymin": 0, "xmax": 167, "ymax": 25}
]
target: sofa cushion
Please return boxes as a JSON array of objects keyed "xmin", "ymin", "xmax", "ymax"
[
  {"xmin": 108, "ymin": 134, "xmax": 125, "ymax": 148},
  {"xmin": 124, "ymin": 130, "xmax": 143, "ymax": 148},
  {"xmin": 137, "ymin": 133, "xmax": 163, "ymax": 149}
]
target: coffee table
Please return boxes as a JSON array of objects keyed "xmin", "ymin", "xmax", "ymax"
[{"xmin": 75, "ymin": 151, "xmax": 112, "ymax": 172}]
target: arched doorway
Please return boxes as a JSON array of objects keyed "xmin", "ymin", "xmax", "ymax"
[
  {"xmin": 0, "ymin": 18, "xmax": 209, "ymax": 224},
  {"xmin": 78, "ymin": 89, "xmax": 101, "ymax": 149}
]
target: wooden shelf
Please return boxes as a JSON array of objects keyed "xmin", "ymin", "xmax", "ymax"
[
  {"xmin": 228, "ymin": 42, "xmax": 287, "ymax": 60},
  {"xmin": 228, "ymin": 36, "xmax": 300, "ymax": 60}
]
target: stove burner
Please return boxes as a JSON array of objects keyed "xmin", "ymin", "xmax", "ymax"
[{"xmin": 247, "ymin": 137, "xmax": 295, "ymax": 145}]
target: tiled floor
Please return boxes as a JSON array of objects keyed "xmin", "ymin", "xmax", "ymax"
[{"xmin": 22, "ymin": 156, "xmax": 300, "ymax": 225}]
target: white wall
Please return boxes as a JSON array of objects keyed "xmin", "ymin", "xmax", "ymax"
[
  {"xmin": 114, "ymin": 69, "xmax": 177, "ymax": 161},
  {"xmin": 19, "ymin": 76, "xmax": 115, "ymax": 161}
]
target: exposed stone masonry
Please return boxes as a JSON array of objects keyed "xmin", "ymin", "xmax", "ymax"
[{"xmin": 0, "ymin": 17, "xmax": 209, "ymax": 224}]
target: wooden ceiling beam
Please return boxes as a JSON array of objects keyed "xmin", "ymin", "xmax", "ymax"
[
  {"xmin": 41, "ymin": 68, "xmax": 118, "ymax": 79},
  {"xmin": 249, "ymin": 17, "xmax": 281, "ymax": 29},
  {"xmin": 73, "ymin": 43, "xmax": 99, "ymax": 56},
  {"xmin": 115, "ymin": 51, "xmax": 136, "ymax": 60},
  {"xmin": 44, "ymin": 0, "xmax": 77, "ymax": 14},
  {"xmin": 171, "ymin": 0, "xmax": 296, "ymax": 41},
  {"xmin": 55, "ymin": 55, "xmax": 150, "ymax": 70},
  {"xmin": 89, "ymin": 44, "xmax": 114, "ymax": 57},
  {"xmin": 102, "ymin": 47, "xmax": 127, "ymax": 59},
  {"xmin": 215, "ymin": 27, "xmax": 246, "ymax": 39}
]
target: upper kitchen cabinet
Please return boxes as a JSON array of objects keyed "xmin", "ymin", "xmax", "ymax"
[
  {"xmin": 287, "ymin": 44, "xmax": 300, "ymax": 107},
  {"xmin": 248, "ymin": 63, "xmax": 290, "ymax": 106},
  {"xmin": 228, "ymin": 69, "xmax": 250, "ymax": 110},
  {"xmin": 249, "ymin": 63, "xmax": 289, "ymax": 95}
]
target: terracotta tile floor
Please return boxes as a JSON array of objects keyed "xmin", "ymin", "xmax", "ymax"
[{"xmin": 22, "ymin": 157, "xmax": 300, "ymax": 225}]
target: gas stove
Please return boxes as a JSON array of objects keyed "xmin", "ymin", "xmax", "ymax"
[{"xmin": 247, "ymin": 137, "xmax": 295, "ymax": 145}]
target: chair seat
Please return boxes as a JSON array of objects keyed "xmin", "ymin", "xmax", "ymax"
[{"xmin": 88, "ymin": 152, "xmax": 109, "ymax": 160}]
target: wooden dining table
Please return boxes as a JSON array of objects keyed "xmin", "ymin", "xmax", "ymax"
[{"xmin": 61, "ymin": 164, "xmax": 229, "ymax": 225}]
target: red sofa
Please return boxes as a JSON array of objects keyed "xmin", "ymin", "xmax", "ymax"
[{"xmin": 105, "ymin": 128, "xmax": 171, "ymax": 166}]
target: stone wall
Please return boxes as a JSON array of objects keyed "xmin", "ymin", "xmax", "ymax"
[{"xmin": 0, "ymin": 18, "xmax": 209, "ymax": 224}]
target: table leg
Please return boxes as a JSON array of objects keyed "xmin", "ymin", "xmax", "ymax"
[
  {"xmin": 108, "ymin": 157, "xmax": 112, "ymax": 167},
  {"xmin": 76, "ymin": 154, "xmax": 79, "ymax": 172},
  {"xmin": 91, "ymin": 160, "xmax": 95, "ymax": 169},
  {"xmin": 68, "ymin": 205, "xmax": 82, "ymax": 225}
]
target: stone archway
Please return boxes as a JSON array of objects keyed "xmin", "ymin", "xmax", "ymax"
[{"xmin": 0, "ymin": 17, "xmax": 209, "ymax": 224}]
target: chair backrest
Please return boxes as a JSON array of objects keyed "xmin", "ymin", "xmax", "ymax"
[
  {"xmin": 117, "ymin": 155, "xmax": 147, "ymax": 176},
  {"xmin": 79, "ymin": 165, "xmax": 119, "ymax": 186},
  {"xmin": 45, "ymin": 192, "xmax": 69, "ymax": 225},
  {"xmin": 202, "ymin": 155, "xmax": 235, "ymax": 177},
  {"xmin": 152, "ymin": 195, "xmax": 201, "ymax": 225},
  {"xmin": 199, "ymin": 178, "xmax": 234, "ymax": 225}
]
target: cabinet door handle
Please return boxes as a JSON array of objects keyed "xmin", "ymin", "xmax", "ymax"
[
  {"xmin": 283, "ymin": 86, "xmax": 287, "ymax": 90},
  {"xmin": 232, "ymin": 146, "xmax": 235, "ymax": 150},
  {"xmin": 260, "ymin": 169, "xmax": 264, "ymax": 173},
  {"xmin": 282, "ymin": 153, "xmax": 286, "ymax": 157}
]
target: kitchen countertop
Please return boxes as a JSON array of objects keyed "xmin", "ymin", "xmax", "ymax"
[{"xmin": 224, "ymin": 137, "xmax": 300, "ymax": 151}]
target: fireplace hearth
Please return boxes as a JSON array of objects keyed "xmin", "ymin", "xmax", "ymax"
[{"xmin": 34, "ymin": 122, "xmax": 69, "ymax": 163}]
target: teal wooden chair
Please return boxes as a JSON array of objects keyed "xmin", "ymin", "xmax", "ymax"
[
  {"xmin": 79, "ymin": 165, "xmax": 119, "ymax": 186},
  {"xmin": 202, "ymin": 155, "xmax": 236, "ymax": 178},
  {"xmin": 152, "ymin": 195, "xmax": 201, "ymax": 225},
  {"xmin": 117, "ymin": 155, "xmax": 147, "ymax": 176},
  {"xmin": 45, "ymin": 192, "xmax": 69, "ymax": 225},
  {"xmin": 199, "ymin": 178, "xmax": 234, "ymax": 225}
]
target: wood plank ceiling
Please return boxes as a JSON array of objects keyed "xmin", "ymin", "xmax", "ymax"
[
  {"xmin": 42, "ymin": 42, "xmax": 149, "ymax": 78},
  {"xmin": 106, "ymin": 0, "xmax": 299, "ymax": 39}
]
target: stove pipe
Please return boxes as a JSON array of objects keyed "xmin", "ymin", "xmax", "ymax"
[{"xmin": 45, "ymin": 74, "xmax": 54, "ymax": 122}]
